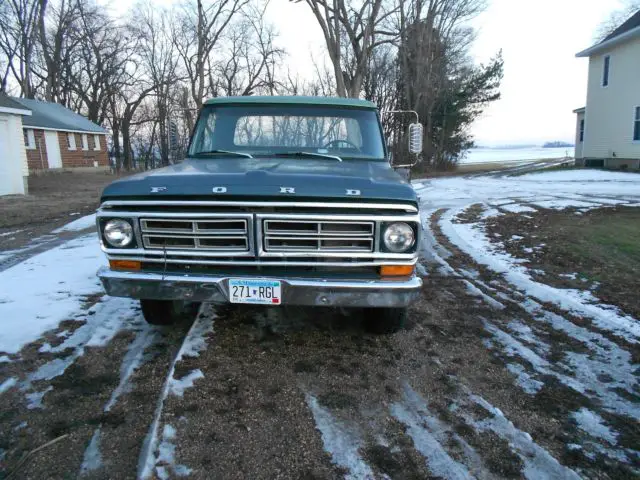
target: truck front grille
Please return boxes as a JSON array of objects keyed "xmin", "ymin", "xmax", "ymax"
[
  {"xmin": 263, "ymin": 220, "xmax": 374, "ymax": 253},
  {"xmin": 140, "ymin": 218, "xmax": 249, "ymax": 252}
]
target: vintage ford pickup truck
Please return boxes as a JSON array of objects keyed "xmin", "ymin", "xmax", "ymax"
[{"xmin": 97, "ymin": 96, "xmax": 422, "ymax": 333}]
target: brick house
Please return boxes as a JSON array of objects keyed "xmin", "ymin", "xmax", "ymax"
[{"xmin": 10, "ymin": 97, "xmax": 109, "ymax": 172}]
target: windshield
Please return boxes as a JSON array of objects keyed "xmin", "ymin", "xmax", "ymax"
[{"xmin": 188, "ymin": 104, "xmax": 385, "ymax": 160}]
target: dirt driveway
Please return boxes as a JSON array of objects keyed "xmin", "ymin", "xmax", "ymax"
[
  {"xmin": 0, "ymin": 168, "xmax": 639, "ymax": 479},
  {"xmin": 0, "ymin": 171, "xmax": 124, "ymax": 252}
]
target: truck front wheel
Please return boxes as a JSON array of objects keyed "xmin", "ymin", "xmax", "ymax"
[
  {"xmin": 140, "ymin": 299, "xmax": 201, "ymax": 325},
  {"xmin": 364, "ymin": 307, "xmax": 407, "ymax": 334}
]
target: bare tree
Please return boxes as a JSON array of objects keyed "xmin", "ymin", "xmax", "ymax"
[
  {"xmin": 130, "ymin": 2, "xmax": 181, "ymax": 166},
  {"xmin": 36, "ymin": 0, "xmax": 83, "ymax": 103},
  {"xmin": 212, "ymin": 2, "xmax": 284, "ymax": 96},
  {"xmin": 69, "ymin": 1, "xmax": 130, "ymax": 124},
  {"xmin": 595, "ymin": 1, "xmax": 640, "ymax": 41},
  {"xmin": 293, "ymin": 0, "xmax": 397, "ymax": 97},
  {"xmin": 0, "ymin": 0, "xmax": 44, "ymax": 96},
  {"xmin": 174, "ymin": 0, "xmax": 250, "ymax": 110}
]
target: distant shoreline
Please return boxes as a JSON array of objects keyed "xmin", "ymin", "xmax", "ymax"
[
  {"xmin": 461, "ymin": 146, "xmax": 572, "ymax": 165},
  {"xmin": 417, "ymin": 157, "xmax": 574, "ymax": 178}
]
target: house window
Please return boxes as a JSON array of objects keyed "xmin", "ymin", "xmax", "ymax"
[
  {"xmin": 93, "ymin": 134, "xmax": 101, "ymax": 151},
  {"xmin": 602, "ymin": 55, "xmax": 610, "ymax": 87},
  {"xmin": 24, "ymin": 129, "xmax": 36, "ymax": 149},
  {"xmin": 82, "ymin": 134, "xmax": 89, "ymax": 150},
  {"xmin": 634, "ymin": 106, "xmax": 640, "ymax": 141},
  {"xmin": 579, "ymin": 119, "xmax": 585, "ymax": 143},
  {"xmin": 67, "ymin": 133, "xmax": 76, "ymax": 150}
]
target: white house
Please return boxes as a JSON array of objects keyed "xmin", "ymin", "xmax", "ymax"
[
  {"xmin": 574, "ymin": 10, "xmax": 640, "ymax": 170},
  {"xmin": 0, "ymin": 93, "xmax": 31, "ymax": 195}
]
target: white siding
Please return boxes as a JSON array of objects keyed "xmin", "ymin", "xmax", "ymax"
[
  {"xmin": 0, "ymin": 112, "xmax": 28, "ymax": 195},
  {"xmin": 583, "ymin": 36, "xmax": 640, "ymax": 160},
  {"xmin": 16, "ymin": 115, "xmax": 29, "ymax": 177}
]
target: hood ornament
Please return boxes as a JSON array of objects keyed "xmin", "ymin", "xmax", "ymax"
[
  {"xmin": 346, "ymin": 189, "xmax": 361, "ymax": 196},
  {"xmin": 280, "ymin": 187, "xmax": 295, "ymax": 194},
  {"xmin": 212, "ymin": 186, "xmax": 227, "ymax": 193},
  {"xmin": 150, "ymin": 186, "xmax": 167, "ymax": 193}
]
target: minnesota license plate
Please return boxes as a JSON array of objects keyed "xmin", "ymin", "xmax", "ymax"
[{"xmin": 229, "ymin": 279, "xmax": 282, "ymax": 305}]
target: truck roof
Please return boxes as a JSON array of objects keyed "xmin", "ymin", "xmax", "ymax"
[{"xmin": 204, "ymin": 95, "xmax": 377, "ymax": 109}]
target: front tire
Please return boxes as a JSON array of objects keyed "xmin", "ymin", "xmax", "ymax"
[
  {"xmin": 364, "ymin": 307, "xmax": 407, "ymax": 334},
  {"xmin": 140, "ymin": 299, "xmax": 200, "ymax": 325}
]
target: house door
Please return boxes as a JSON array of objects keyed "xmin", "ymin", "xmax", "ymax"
[
  {"xmin": 44, "ymin": 131, "xmax": 62, "ymax": 168},
  {"xmin": 0, "ymin": 118, "xmax": 12, "ymax": 195}
]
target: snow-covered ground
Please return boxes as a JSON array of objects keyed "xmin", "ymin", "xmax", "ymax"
[
  {"xmin": 415, "ymin": 169, "xmax": 640, "ymax": 472},
  {"xmin": 0, "ymin": 169, "xmax": 638, "ymax": 478},
  {"xmin": 413, "ymin": 169, "xmax": 640, "ymax": 210}
]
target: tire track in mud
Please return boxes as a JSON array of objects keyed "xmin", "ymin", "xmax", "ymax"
[
  {"xmin": 0, "ymin": 296, "xmax": 195, "ymax": 479},
  {"xmin": 427, "ymin": 206, "xmax": 640, "ymax": 476},
  {"xmin": 147, "ymin": 274, "xmax": 587, "ymax": 479}
]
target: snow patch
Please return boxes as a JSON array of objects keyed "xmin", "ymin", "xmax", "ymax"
[
  {"xmin": 461, "ymin": 395, "xmax": 581, "ymax": 479},
  {"xmin": 306, "ymin": 394, "xmax": 374, "ymax": 479},
  {"xmin": 439, "ymin": 210, "xmax": 640, "ymax": 343},
  {"xmin": 462, "ymin": 280, "xmax": 505, "ymax": 310},
  {"xmin": 169, "ymin": 369, "xmax": 204, "ymax": 397},
  {"xmin": 105, "ymin": 326, "xmax": 158, "ymax": 412},
  {"xmin": 0, "ymin": 377, "xmax": 17, "ymax": 394},
  {"xmin": 392, "ymin": 385, "xmax": 490, "ymax": 479},
  {"xmin": 52, "ymin": 214, "xmax": 97, "ymax": 233},
  {"xmin": 506, "ymin": 363, "xmax": 544, "ymax": 394},
  {"xmin": 0, "ymin": 229, "xmax": 24, "ymax": 237},
  {"xmin": 26, "ymin": 387, "xmax": 52, "ymax": 409},
  {"xmin": 572, "ymin": 408, "xmax": 618, "ymax": 445},
  {"xmin": 138, "ymin": 307, "xmax": 214, "ymax": 479},
  {"xmin": 155, "ymin": 424, "xmax": 192, "ymax": 479},
  {"xmin": 0, "ymin": 234, "xmax": 106, "ymax": 354},
  {"xmin": 80, "ymin": 429, "xmax": 103, "ymax": 474},
  {"xmin": 501, "ymin": 204, "xmax": 537, "ymax": 213},
  {"xmin": 29, "ymin": 298, "xmax": 140, "ymax": 385},
  {"xmin": 532, "ymin": 199, "xmax": 599, "ymax": 210}
]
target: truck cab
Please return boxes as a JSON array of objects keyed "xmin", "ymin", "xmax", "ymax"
[{"xmin": 96, "ymin": 96, "xmax": 422, "ymax": 333}]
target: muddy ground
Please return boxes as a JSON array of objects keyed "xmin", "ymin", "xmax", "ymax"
[
  {"xmin": 0, "ymin": 171, "xmax": 124, "ymax": 251},
  {"xmin": 1, "ymin": 203, "xmax": 638, "ymax": 479}
]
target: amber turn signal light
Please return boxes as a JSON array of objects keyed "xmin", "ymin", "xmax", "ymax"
[
  {"xmin": 380, "ymin": 265, "xmax": 415, "ymax": 277},
  {"xmin": 109, "ymin": 259, "xmax": 141, "ymax": 271}
]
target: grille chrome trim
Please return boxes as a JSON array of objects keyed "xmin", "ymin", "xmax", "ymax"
[
  {"xmin": 140, "ymin": 218, "xmax": 247, "ymax": 235},
  {"xmin": 263, "ymin": 219, "xmax": 375, "ymax": 253},
  {"xmin": 138, "ymin": 214, "xmax": 253, "ymax": 255},
  {"xmin": 264, "ymin": 220, "xmax": 374, "ymax": 237},
  {"xmin": 97, "ymin": 206, "xmax": 421, "ymax": 262}
]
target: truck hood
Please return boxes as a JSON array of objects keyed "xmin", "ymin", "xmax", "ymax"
[{"xmin": 101, "ymin": 157, "xmax": 417, "ymax": 205}]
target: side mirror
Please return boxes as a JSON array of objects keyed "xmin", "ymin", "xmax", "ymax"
[{"xmin": 408, "ymin": 123, "xmax": 423, "ymax": 154}]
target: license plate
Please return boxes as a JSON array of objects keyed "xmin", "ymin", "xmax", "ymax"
[{"xmin": 229, "ymin": 279, "xmax": 282, "ymax": 305}]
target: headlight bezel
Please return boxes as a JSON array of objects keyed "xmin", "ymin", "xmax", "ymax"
[
  {"xmin": 380, "ymin": 221, "xmax": 417, "ymax": 253},
  {"xmin": 101, "ymin": 218, "xmax": 135, "ymax": 248}
]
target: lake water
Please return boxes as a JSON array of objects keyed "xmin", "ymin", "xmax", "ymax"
[{"xmin": 461, "ymin": 147, "xmax": 573, "ymax": 164}]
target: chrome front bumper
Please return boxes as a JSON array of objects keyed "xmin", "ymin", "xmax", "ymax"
[{"xmin": 97, "ymin": 267, "xmax": 422, "ymax": 308}]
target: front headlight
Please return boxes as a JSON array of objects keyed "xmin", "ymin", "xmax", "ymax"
[
  {"xmin": 383, "ymin": 222, "xmax": 415, "ymax": 253},
  {"xmin": 103, "ymin": 219, "xmax": 134, "ymax": 247}
]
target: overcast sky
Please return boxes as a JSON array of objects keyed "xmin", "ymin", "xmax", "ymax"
[
  {"xmin": 265, "ymin": 0, "xmax": 624, "ymax": 146},
  {"xmin": 110, "ymin": 0, "xmax": 626, "ymax": 146}
]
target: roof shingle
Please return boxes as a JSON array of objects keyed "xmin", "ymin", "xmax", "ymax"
[
  {"xmin": 11, "ymin": 97, "xmax": 106, "ymax": 134},
  {"xmin": 0, "ymin": 92, "xmax": 31, "ymax": 113}
]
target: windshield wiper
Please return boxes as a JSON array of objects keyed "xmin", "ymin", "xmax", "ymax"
[
  {"xmin": 273, "ymin": 151, "xmax": 342, "ymax": 162},
  {"xmin": 195, "ymin": 149, "xmax": 253, "ymax": 159}
]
